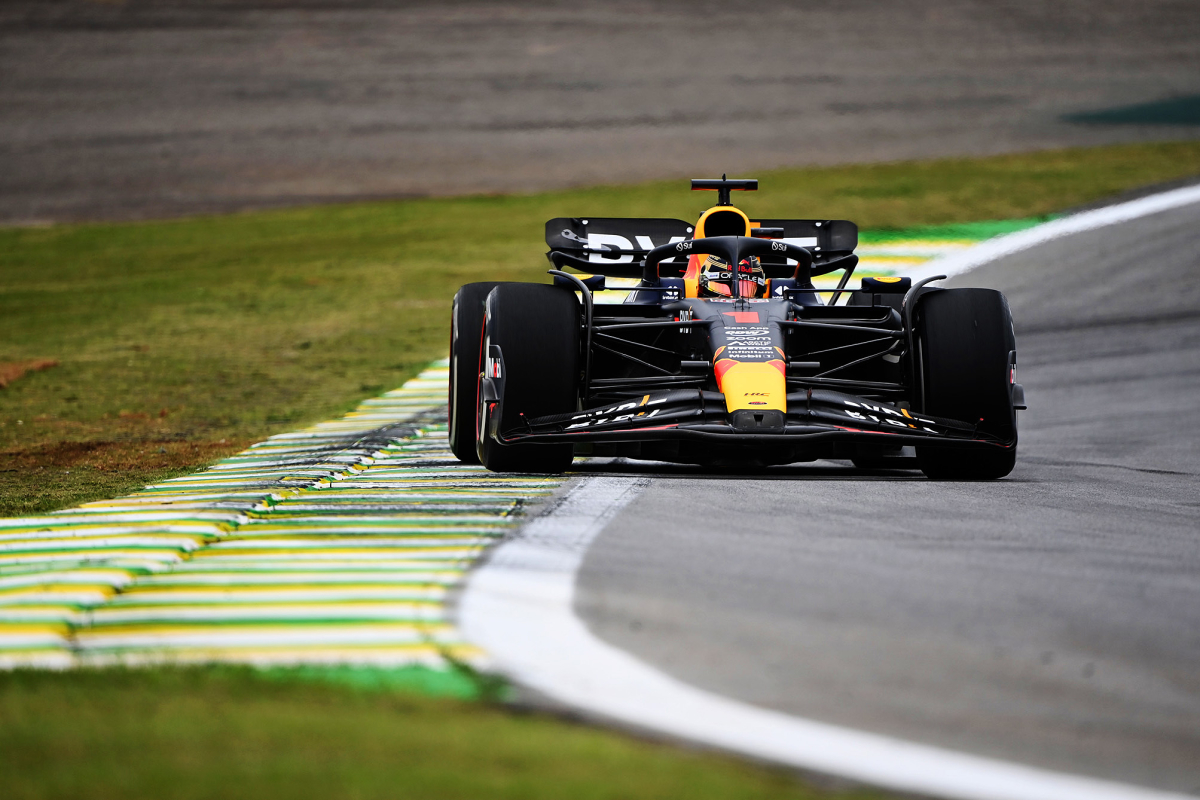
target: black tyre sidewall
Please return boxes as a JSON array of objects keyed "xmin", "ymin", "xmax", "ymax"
[
  {"xmin": 449, "ymin": 282, "xmax": 507, "ymax": 463},
  {"xmin": 916, "ymin": 288, "xmax": 1017, "ymax": 479},
  {"xmin": 478, "ymin": 284, "xmax": 579, "ymax": 473}
]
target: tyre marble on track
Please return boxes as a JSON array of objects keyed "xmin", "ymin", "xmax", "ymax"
[{"xmin": 573, "ymin": 202, "xmax": 1200, "ymax": 792}]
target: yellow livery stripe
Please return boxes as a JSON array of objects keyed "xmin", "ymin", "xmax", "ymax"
[{"xmin": 714, "ymin": 360, "xmax": 787, "ymax": 412}]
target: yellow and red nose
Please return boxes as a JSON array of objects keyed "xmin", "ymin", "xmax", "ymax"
[{"xmin": 714, "ymin": 359, "xmax": 787, "ymax": 413}]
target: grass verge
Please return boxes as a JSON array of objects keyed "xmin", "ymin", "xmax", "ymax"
[
  {"xmin": 0, "ymin": 666, "xmax": 884, "ymax": 800},
  {"xmin": 2, "ymin": 139, "xmax": 1200, "ymax": 515}
]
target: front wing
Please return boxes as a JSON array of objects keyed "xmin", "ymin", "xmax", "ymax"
[{"xmin": 488, "ymin": 388, "xmax": 1013, "ymax": 451}]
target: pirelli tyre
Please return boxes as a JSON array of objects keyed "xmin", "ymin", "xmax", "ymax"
[
  {"xmin": 915, "ymin": 288, "xmax": 1018, "ymax": 480},
  {"xmin": 477, "ymin": 283, "xmax": 579, "ymax": 473},
  {"xmin": 449, "ymin": 282, "xmax": 509, "ymax": 463}
]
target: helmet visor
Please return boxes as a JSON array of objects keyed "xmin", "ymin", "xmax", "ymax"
[
  {"xmin": 738, "ymin": 279, "xmax": 761, "ymax": 297},
  {"xmin": 736, "ymin": 258, "xmax": 766, "ymax": 298}
]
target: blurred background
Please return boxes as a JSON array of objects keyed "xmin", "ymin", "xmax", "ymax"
[{"xmin": 3, "ymin": 0, "xmax": 1199, "ymax": 224}]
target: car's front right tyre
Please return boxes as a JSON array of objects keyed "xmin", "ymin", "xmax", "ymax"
[
  {"xmin": 477, "ymin": 283, "xmax": 579, "ymax": 474},
  {"xmin": 448, "ymin": 281, "xmax": 509, "ymax": 464}
]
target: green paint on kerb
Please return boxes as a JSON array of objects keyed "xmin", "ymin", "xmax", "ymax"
[
  {"xmin": 857, "ymin": 217, "xmax": 1053, "ymax": 244},
  {"xmin": 258, "ymin": 664, "xmax": 503, "ymax": 701}
]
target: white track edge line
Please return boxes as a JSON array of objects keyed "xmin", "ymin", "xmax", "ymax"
[
  {"xmin": 905, "ymin": 182, "xmax": 1200, "ymax": 284},
  {"xmin": 460, "ymin": 477, "xmax": 1195, "ymax": 800}
]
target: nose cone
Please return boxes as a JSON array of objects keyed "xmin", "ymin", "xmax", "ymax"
[{"xmin": 714, "ymin": 360, "xmax": 787, "ymax": 413}]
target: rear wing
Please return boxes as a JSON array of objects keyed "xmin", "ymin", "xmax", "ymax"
[{"xmin": 546, "ymin": 217, "xmax": 858, "ymax": 278}]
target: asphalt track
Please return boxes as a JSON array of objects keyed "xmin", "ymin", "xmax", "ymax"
[
  {"xmin": 4, "ymin": 0, "xmax": 1200, "ymax": 223},
  {"xmin": 572, "ymin": 200, "xmax": 1200, "ymax": 792}
]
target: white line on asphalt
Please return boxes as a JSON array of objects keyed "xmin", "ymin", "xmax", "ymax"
[
  {"xmin": 906, "ymin": 182, "xmax": 1200, "ymax": 284},
  {"xmin": 460, "ymin": 476, "xmax": 1195, "ymax": 800}
]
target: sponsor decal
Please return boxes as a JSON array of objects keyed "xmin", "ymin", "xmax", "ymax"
[
  {"xmin": 584, "ymin": 233, "xmax": 686, "ymax": 263},
  {"xmin": 564, "ymin": 396, "xmax": 668, "ymax": 430},
  {"xmin": 720, "ymin": 325, "xmax": 775, "ymax": 360},
  {"xmin": 485, "ymin": 345, "xmax": 502, "ymax": 379},
  {"xmin": 722, "ymin": 311, "xmax": 761, "ymax": 323},
  {"xmin": 724, "ymin": 346, "xmax": 776, "ymax": 360},
  {"xmin": 565, "ymin": 408, "xmax": 661, "ymax": 430},
  {"xmin": 842, "ymin": 399, "xmax": 937, "ymax": 432}
]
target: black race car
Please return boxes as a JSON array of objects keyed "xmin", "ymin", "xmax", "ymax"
[{"xmin": 449, "ymin": 178, "xmax": 1025, "ymax": 479}]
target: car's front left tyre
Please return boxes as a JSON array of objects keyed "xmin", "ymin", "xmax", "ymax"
[{"xmin": 914, "ymin": 288, "xmax": 1018, "ymax": 480}]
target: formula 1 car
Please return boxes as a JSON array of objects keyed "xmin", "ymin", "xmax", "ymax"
[{"xmin": 449, "ymin": 178, "xmax": 1025, "ymax": 479}]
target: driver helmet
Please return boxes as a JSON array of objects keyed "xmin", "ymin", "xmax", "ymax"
[{"xmin": 698, "ymin": 255, "xmax": 766, "ymax": 298}]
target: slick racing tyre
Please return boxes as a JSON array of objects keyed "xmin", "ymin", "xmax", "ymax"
[
  {"xmin": 477, "ymin": 283, "xmax": 579, "ymax": 473},
  {"xmin": 449, "ymin": 282, "xmax": 508, "ymax": 463},
  {"xmin": 915, "ymin": 288, "xmax": 1017, "ymax": 480}
]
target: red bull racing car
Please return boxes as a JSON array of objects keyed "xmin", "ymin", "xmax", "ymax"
[{"xmin": 448, "ymin": 178, "xmax": 1025, "ymax": 479}]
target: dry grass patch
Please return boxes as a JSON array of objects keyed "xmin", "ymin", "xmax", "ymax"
[
  {"xmin": 0, "ymin": 358, "xmax": 58, "ymax": 389},
  {"xmin": 0, "ymin": 438, "xmax": 248, "ymax": 516}
]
